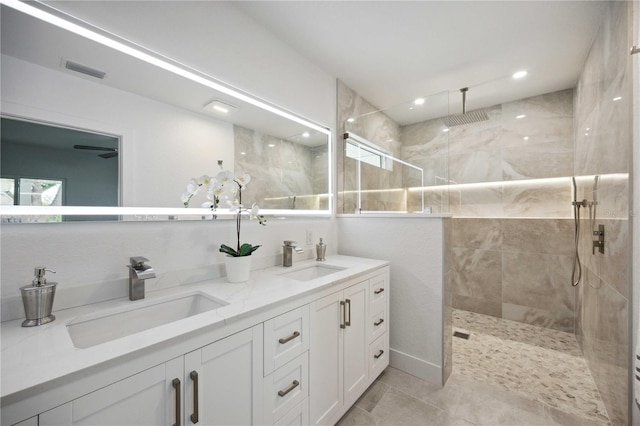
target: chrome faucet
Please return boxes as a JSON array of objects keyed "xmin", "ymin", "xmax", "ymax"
[
  {"xmin": 127, "ymin": 257, "xmax": 156, "ymax": 300},
  {"xmin": 283, "ymin": 241, "xmax": 304, "ymax": 267}
]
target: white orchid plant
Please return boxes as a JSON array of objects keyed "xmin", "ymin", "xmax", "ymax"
[{"xmin": 182, "ymin": 170, "xmax": 266, "ymax": 257}]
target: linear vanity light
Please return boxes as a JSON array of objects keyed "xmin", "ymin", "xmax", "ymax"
[
  {"xmin": 1, "ymin": 0, "xmax": 330, "ymax": 137},
  {"xmin": 0, "ymin": 206, "xmax": 332, "ymax": 218}
]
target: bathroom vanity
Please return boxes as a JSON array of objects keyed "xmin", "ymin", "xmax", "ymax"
[{"xmin": 1, "ymin": 256, "xmax": 389, "ymax": 426}]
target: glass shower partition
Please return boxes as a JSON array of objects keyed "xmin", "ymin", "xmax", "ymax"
[{"xmin": 343, "ymin": 133, "xmax": 424, "ymax": 213}]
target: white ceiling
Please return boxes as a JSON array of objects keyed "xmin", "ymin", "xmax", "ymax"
[{"xmin": 237, "ymin": 1, "xmax": 608, "ymax": 124}]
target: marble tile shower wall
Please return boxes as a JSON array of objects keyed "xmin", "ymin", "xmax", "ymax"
[
  {"xmin": 337, "ymin": 80, "xmax": 405, "ymax": 213},
  {"xmin": 572, "ymin": 2, "xmax": 631, "ymax": 425},
  {"xmin": 234, "ymin": 125, "xmax": 327, "ymax": 210},
  {"xmin": 450, "ymin": 217, "xmax": 576, "ymax": 333},
  {"xmin": 402, "ymin": 89, "xmax": 574, "ymax": 218}
]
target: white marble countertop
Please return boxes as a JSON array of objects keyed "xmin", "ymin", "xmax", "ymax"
[{"xmin": 1, "ymin": 255, "xmax": 388, "ymax": 400}]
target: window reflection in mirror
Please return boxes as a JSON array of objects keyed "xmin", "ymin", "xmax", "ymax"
[{"xmin": 0, "ymin": 117, "xmax": 119, "ymax": 222}]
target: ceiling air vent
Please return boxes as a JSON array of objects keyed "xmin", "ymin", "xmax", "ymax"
[{"xmin": 64, "ymin": 60, "xmax": 106, "ymax": 80}]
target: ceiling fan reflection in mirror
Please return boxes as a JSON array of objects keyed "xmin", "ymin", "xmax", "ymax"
[{"xmin": 73, "ymin": 144, "xmax": 118, "ymax": 159}]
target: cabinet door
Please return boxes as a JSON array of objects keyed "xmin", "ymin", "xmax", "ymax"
[
  {"xmin": 342, "ymin": 280, "xmax": 369, "ymax": 407},
  {"xmin": 309, "ymin": 291, "xmax": 343, "ymax": 425},
  {"xmin": 185, "ymin": 325, "xmax": 263, "ymax": 425},
  {"xmin": 39, "ymin": 358, "xmax": 183, "ymax": 426}
]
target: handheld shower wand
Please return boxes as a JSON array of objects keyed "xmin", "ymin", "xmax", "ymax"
[{"xmin": 571, "ymin": 177, "xmax": 583, "ymax": 287}]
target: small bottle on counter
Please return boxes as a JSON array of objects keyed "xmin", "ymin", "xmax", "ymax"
[{"xmin": 316, "ymin": 238, "xmax": 326, "ymax": 261}]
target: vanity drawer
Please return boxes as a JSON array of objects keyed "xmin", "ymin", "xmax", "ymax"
[
  {"xmin": 368, "ymin": 307, "xmax": 387, "ymax": 343},
  {"xmin": 264, "ymin": 352, "xmax": 308, "ymax": 424},
  {"xmin": 368, "ymin": 334, "xmax": 388, "ymax": 379},
  {"xmin": 264, "ymin": 306, "xmax": 309, "ymax": 376},
  {"xmin": 369, "ymin": 275, "xmax": 387, "ymax": 311},
  {"xmin": 274, "ymin": 398, "xmax": 309, "ymax": 426}
]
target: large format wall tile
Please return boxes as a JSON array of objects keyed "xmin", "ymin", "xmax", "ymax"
[
  {"xmin": 502, "ymin": 219, "xmax": 573, "ymax": 256},
  {"xmin": 451, "ymin": 218, "xmax": 502, "ymax": 251},
  {"xmin": 450, "ymin": 247, "xmax": 502, "ymax": 302},
  {"xmin": 502, "ymin": 252, "xmax": 575, "ymax": 315}
]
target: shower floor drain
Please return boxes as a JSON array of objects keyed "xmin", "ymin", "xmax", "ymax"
[{"xmin": 454, "ymin": 331, "xmax": 470, "ymax": 340}]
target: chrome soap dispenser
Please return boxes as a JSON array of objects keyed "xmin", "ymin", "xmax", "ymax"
[{"xmin": 21, "ymin": 267, "xmax": 57, "ymax": 327}]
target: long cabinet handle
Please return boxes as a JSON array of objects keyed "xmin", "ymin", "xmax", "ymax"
[
  {"xmin": 374, "ymin": 318, "xmax": 384, "ymax": 326},
  {"xmin": 190, "ymin": 371, "xmax": 199, "ymax": 424},
  {"xmin": 278, "ymin": 380, "xmax": 300, "ymax": 397},
  {"xmin": 279, "ymin": 331, "xmax": 301, "ymax": 344},
  {"xmin": 374, "ymin": 349, "xmax": 385, "ymax": 359},
  {"xmin": 172, "ymin": 378, "xmax": 181, "ymax": 426},
  {"xmin": 374, "ymin": 288, "xmax": 384, "ymax": 295},
  {"xmin": 340, "ymin": 301, "xmax": 346, "ymax": 329},
  {"xmin": 345, "ymin": 299, "xmax": 351, "ymax": 327}
]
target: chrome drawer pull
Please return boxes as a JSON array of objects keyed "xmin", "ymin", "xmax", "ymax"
[
  {"xmin": 374, "ymin": 318, "xmax": 384, "ymax": 326},
  {"xmin": 278, "ymin": 331, "xmax": 301, "ymax": 345},
  {"xmin": 278, "ymin": 380, "xmax": 300, "ymax": 397},
  {"xmin": 172, "ymin": 378, "xmax": 181, "ymax": 426},
  {"xmin": 374, "ymin": 288, "xmax": 384, "ymax": 295},
  {"xmin": 374, "ymin": 349, "xmax": 384, "ymax": 359}
]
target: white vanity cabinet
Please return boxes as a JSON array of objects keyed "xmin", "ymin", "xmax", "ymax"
[
  {"xmin": 39, "ymin": 325, "xmax": 263, "ymax": 426},
  {"xmin": 309, "ymin": 270, "xmax": 388, "ymax": 426},
  {"xmin": 3, "ymin": 260, "xmax": 390, "ymax": 426}
]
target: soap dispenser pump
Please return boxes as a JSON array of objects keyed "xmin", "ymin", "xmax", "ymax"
[
  {"xmin": 316, "ymin": 238, "xmax": 326, "ymax": 261},
  {"xmin": 20, "ymin": 267, "xmax": 57, "ymax": 327}
]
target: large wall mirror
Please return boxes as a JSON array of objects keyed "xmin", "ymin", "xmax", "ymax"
[{"xmin": 0, "ymin": 2, "xmax": 332, "ymax": 222}]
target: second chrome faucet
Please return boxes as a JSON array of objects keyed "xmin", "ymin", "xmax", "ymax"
[{"xmin": 282, "ymin": 241, "xmax": 304, "ymax": 267}]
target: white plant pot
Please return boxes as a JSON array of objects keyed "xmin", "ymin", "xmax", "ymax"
[{"xmin": 224, "ymin": 255, "xmax": 252, "ymax": 283}]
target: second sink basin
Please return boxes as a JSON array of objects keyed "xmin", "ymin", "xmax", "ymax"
[
  {"xmin": 67, "ymin": 292, "xmax": 227, "ymax": 349},
  {"xmin": 280, "ymin": 264, "xmax": 346, "ymax": 281}
]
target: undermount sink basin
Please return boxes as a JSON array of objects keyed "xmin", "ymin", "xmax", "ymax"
[
  {"xmin": 280, "ymin": 264, "xmax": 346, "ymax": 282},
  {"xmin": 67, "ymin": 293, "xmax": 228, "ymax": 349}
]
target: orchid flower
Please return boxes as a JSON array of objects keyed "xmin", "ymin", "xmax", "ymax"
[{"xmin": 182, "ymin": 169, "xmax": 266, "ymax": 257}]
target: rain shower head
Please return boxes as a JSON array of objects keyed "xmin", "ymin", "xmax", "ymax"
[{"xmin": 441, "ymin": 87, "xmax": 489, "ymax": 127}]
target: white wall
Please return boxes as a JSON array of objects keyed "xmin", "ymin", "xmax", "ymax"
[
  {"xmin": 1, "ymin": 3, "xmax": 338, "ymax": 321},
  {"xmin": 337, "ymin": 215, "xmax": 449, "ymax": 385}
]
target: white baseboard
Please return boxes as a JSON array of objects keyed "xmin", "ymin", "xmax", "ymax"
[{"xmin": 389, "ymin": 347, "xmax": 442, "ymax": 385}]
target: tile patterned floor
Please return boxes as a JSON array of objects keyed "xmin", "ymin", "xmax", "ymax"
[{"xmin": 337, "ymin": 310, "xmax": 611, "ymax": 426}]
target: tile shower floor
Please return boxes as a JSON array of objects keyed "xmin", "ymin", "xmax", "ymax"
[{"xmin": 338, "ymin": 309, "xmax": 610, "ymax": 426}]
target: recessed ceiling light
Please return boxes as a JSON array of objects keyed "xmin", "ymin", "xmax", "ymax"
[
  {"xmin": 240, "ymin": 151, "xmax": 246, "ymax": 155},
  {"xmin": 347, "ymin": 118, "xmax": 355, "ymax": 123},
  {"xmin": 442, "ymin": 128, "xmax": 450, "ymax": 133},
  {"xmin": 512, "ymin": 70, "xmax": 528, "ymax": 79},
  {"xmin": 413, "ymin": 98, "xmax": 425, "ymax": 106},
  {"xmin": 204, "ymin": 100, "xmax": 237, "ymax": 115},
  {"xmin": 268, "ymin": 143, "xmax": 275, "ymax": 148},
  {"xmin": 523, "ymin": 136, "xmax": 529, "ymax": 141},
  {"xmin": 302, "ymin": 132, "xmax": 310, "ymax": 138},
  {"xmin": 516, "ymin": 114, "xmax": 526, "ymax": 119},
  {"xmin": 613, "ymin": 96, "xmax": 622, "ymax": 101}
]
